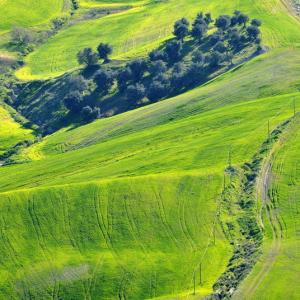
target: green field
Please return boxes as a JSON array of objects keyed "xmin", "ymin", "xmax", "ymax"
[
  {"xmin": 16, "ymin": 0, "xmax": 300, "ymax": 79},
  {"xmin": 233, "ymin": 116, "xmax": 300, "ymax": 299},
  {"xmin": 0, "ymin": 0, "xmax": 65, "ymax": 34},
  {"xmin": 0, "ymin": 0, "xmax": 300, "ymax": 299}
]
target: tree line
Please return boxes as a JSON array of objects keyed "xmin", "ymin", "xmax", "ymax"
[{"xmin": 64, "ymin": 10, "xmax": 263, "ymax": 123}]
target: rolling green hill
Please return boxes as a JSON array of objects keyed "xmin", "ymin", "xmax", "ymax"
[
  {"xmin": 16, "ymin": 0, "xmax": 300, "ymax": 80},
  {"xmin": 0, "ymin": 0, "xmax": 65, "ymax": 34},
  {"xmin": 0, "ymin": 0, "xmax": 300, "ymax": 299}
]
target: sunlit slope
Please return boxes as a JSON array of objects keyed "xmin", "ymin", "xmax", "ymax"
[
  {"xmin": 234, "ymin": 117, "xmax": 300, "ymax": 299},
  {"xmin": 17, "ymin": 0, "xmax": 300, "ymax": 79},
  {"xmin": 0, "ymin": 0, "xmax": 65, "ymax": 34},
  {"xmin": 0, "ymin": 106, "xmax": 33, "ymax": 156},
  {"xmin": 0, "ymin": 175, "xmax": 230, "ymax": 299}
]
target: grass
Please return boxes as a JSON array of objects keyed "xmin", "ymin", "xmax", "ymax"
[
  {"xmin": 1, "ymin": 0, "xmax": 300, "ymax": 298},
  {"xmin": 233, "ymin": 115, "xmax": 300, "ymax": 299},
  {"xmin": 0, "ymin": 106, "xmax": 34, "ymax": 156},
  {"xmin": 16, "ymin": 0, "xmax": 300, "ymax": 80},
  {"xmin": 0, "ymin": 0, "xmax": 65, "ymax": 34}
]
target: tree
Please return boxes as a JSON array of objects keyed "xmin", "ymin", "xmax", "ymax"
[
  {"xmin": 191, "ymin": 13, "xmax": 208, "ymax": 41},
  {"xmin": 182, "ymin": 63, "xmax": 205, "ymax": 86},
  {"xmin": 10, "ymin": 27, "xmax": 34, "ymax": 47},
  {"xmin": 173, "ymin": 18, "xmax": 190, "ymax": 41},
  {"xmin": 149, "ymin": 60, "xmax": 167, "ymax": 76},
  {"xmin": 165, "ymin": 40, "xmax": 182, "ymax": 63},
  {"xmin": 64, "ymin": 91, "xmax": 84, "ymax": 113},
  {"xmin": 214, "ymin": 41, "xmax": 227, "ymax": 53},
  {"xmin": 97, "ymin": 43, "xmax": 113, "ymax": 63},
  {"xmin": 192, "ymin": 50, "xmax": 205, "ymax": 63},
  {"xmin": 209, "ymin": 32, "xmax": 222, "ymax": 46},
  {"xmin": 149, "ymin": 49, "xmax": 166, "ymax": 61},
  {"xmin": 94, "ymin": 69, "xmax": 115, "ymax": 93},
  {"xmin": 117, "ymin": 67, "xmax": 132, "ymax": 92},
  {"xmin": 68, "ymin": 75, "xmax": 89, "ymax": 93},
  {"xmin": 246, "ymin": 25, "xmax": 260, "ymax": 41},
  {"xmin": 191, "ymin": 23, "xmax": 207, "ymax": 41},
  {"xmin": 237, "ymin": 13, "xmax": 249, "ymax": 27},
  {"xmin": 81, "ymin": 106, "xmax": 101, "ymax": 122},
  {"xmin": 204, "ymin": 13, "xmax": 213, "ymax": 25},
  {"xmin": 251, "ymin": 19, "xmax": 262, "ymax": 27},
  {"xmin": 148, "ymin": 81, "xmax": 169, "ymax": 101},
  {"xmin": 207, "ymin": 51, "xmax": 224, "ymax": 68},
  {"xmin": 77, "ymin": 48, "xmax": 98, "ymax": 67},
  {"xmin": 215, "ymin": 15, "xmax": 231, "ymax": 31},
  {"xmin": 128, "ymin": 59, "xmax": 148, "ymax": 81},
  {"xmin": 126, "ymin": 83, "xmax": 145, "ymax": 101}
]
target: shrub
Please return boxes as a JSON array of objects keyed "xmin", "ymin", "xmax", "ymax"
[
  {"xmin": 64, "ymin": 91, "xmax": 84, "ymax": 113},
  {"xmin": 81, "ymin": 106, "xmax": 101, "ymax": 122},
  {"xmin": 165, "ymin": 40, "xmax": 182, "ymax": 63},
  {"xmin": 77, "ymin": 48, "xmax": 98, "ymax": 67},
  {"xmin": 97, "ymin": 43, "xmax": 113, "ymax": 63},
  {"xmin": 94, "ymin": 69, "xmax": 115, "ymax": 93},
  {"xmin": 128, "ymin": 59, "xmax": 148, "ymax": 81},
  {"xmin": 148, "ymin": 81, "xmax": 169, "ymax": 101},
  {"xmin": 173, "ymin": 18, "xmax": 190, "ymax": 41},
  {"xmin": 126, "ymin": 83, "xmax": 146, "ymax": 101},
  {"xmin": 149, "ymin": 60, "xmax": 167, "ymax": 76},
  {"xmin": 215, "ymin": 15, "xmax": 231, "ymax": 31}
]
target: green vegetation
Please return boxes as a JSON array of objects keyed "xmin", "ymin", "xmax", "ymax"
[
  {"xmin": 233, "ymin": 115, "xmax": 300, "ymax": 299},
  {"xmin": 16, "ymin": 0, "xmax": 300, "ymax": 80},
  {"xmin": 0, "ymin": 106, "xmax": 34, "ymax": 156},
  {"xmin": 0, "ymin": 0, "xmax": 300, "ymax": 299}
]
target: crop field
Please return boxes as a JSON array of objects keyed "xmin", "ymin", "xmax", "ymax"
[
  {"xmin": 16, "ymin": 0, "xmax": 300, "ymax": 79},
  {"xmin": 0, "ymin": 0, "xmax": 300, "ymax": 299}
]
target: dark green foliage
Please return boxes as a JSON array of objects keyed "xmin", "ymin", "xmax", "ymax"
[
  {"xmin": 149, "ymin": 60, "xmax": 167, "ymax": 76},
  {"xmin": 126, "ymin": 83, "xmax": 145, "ymax": 101},
  {"xmin": 128, "ymin": 59, "xmax": 148, "ymax": 81},
  {"xmin": 149, "ymin": 49, "xmax": 166, "ymax": 61},
  {"xmin": 77, "ymin": 48, "xmax": 98, "ymax": 67},
  {"xmin": 64, "ymin": 91, "xmax": 83, "ymax": 113},
  {"xmin": 94, "ymin": 69, "xmax": 115, "ymax": 93},
  {"xmin": 81, "ymin": 106, "xmax": 101, "ymax": 122},
  {"xmin": 97, "ymin": 43, "xmax": 113, "ymax": 63},
  {"xmin": 117, "ymin": 67, "xmax": 132, "ymax": 92},
  {"xmin": 173, "ymin": 18, "xmax": 190, "ymax": 41},
  {"xmin": 165, "ymin": 40, "xmax": 182, "ymax": 63},
  {"xmin": 147, "ymin": 81, "xmax": 169, "ymax": 101},
  {"xmin": 251, "ymin": 19, "xmax": 262, "ymax": 27},
  {"xmin": 247, "ymin": 25, "xmax": 261, "ymax": 41},
  {"xmin": 215, "ymin": 15, "xmax": 231, "ymax": 31}
]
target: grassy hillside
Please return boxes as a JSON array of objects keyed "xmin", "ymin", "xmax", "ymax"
[
  {"xmin": 0, "ymin": 175, "xmax": 231, "ymax": 299},
  {"xmin": 0, "ymin": 0, "xmax": 65, "ymax": 34},
  {"xmin": 0, "ymin": 0, "xmax": 300, "ymax": 299},
  {"xmin": 233, "ymin": 115, "xmax": 300, "ymax": 299},
  {"xmin": 16, "ymin": 0, "xmax": 300, "ymax": 79}
]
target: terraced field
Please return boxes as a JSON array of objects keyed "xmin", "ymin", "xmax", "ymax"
[{"xmin": 0, "ymin": 0, "xmax": 300, "ymax": 299}]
